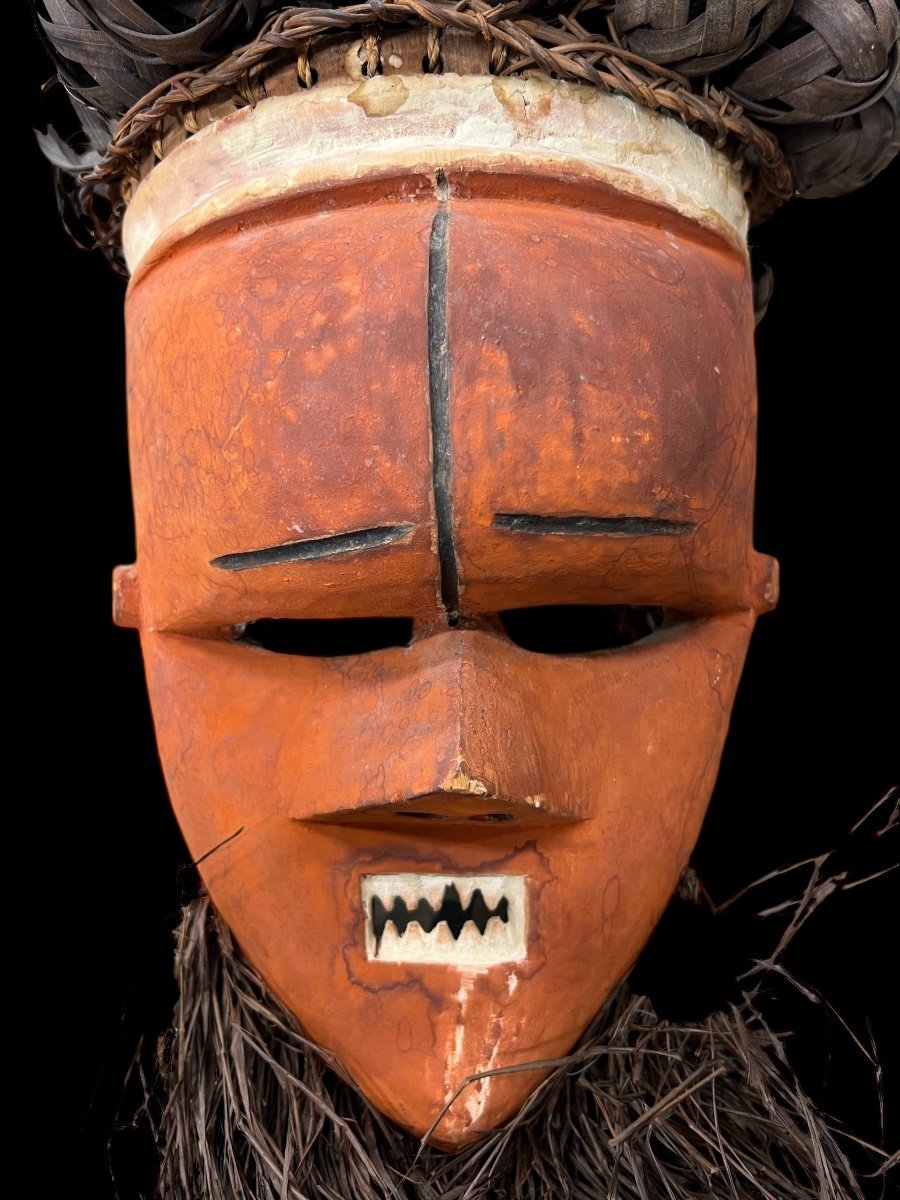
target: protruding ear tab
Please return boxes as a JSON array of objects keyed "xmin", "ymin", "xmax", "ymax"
[
  {"xmin": 112, "ymin": 564, "xmax": 141, "ymax": 628},
  {"xmin": 751, "ymin": 552, "xmax": 779, "ymax": 614}
]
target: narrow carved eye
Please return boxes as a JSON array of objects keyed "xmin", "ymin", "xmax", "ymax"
[
  {"xmin": 235, "ymin": 617, "xmax": 413, "ymax": 657},
  {"xmin": 499, "ymin": 605, "xmax": 673, "ymax": 654}
]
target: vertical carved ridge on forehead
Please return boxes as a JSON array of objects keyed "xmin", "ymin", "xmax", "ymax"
[
  {"xmin": 209, "ymin": 524, "xmax": 414, "ymax": 571},
  {"xmin": 428, "ymin": 173, "xmax": 460, "ymax": 617},
  {"xmin": 493, "ymin": 514, "xmax": 696, "ymax": 536}
]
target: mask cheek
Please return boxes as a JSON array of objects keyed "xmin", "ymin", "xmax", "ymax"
[{"xmin": 138, "ymin": 611, "xmax": 754, "ymax": 1142}]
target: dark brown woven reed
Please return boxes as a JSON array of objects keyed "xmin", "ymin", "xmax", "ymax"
[
  {"xmin": 38, "ymin": 1, "xmax": 278, "ymax": 119},
  {"xmin": 613, "ymin": 0, "xmax": 794, "ymax": 75},
  {"xmin": 728, "ymin": 0, "xmax": 900, "ymax": 123},
  {"xmin": 34, "ymin": 0, "xmax": 900, "ymax": 264},
  {"xmin": 779, "ymin": 71, "xmax": 900, "ymax": 197},
  {"xmin": 71, "ymin": 2, "xmax": 792, "ymax": 260}
]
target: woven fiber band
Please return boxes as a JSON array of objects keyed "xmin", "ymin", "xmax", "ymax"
[{"xmin": 75, "ymin": 2, "xmax": 795, "ymax": 262}]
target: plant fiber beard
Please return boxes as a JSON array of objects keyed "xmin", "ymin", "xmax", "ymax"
[{"xmin": 151, "ymin": 894, "xmax": 868, "ymax": 1200}]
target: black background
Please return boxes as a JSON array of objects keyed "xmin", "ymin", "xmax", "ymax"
[{"xmin": 21, "ymin": 17, "xmax": 898, "ymax": 1198}]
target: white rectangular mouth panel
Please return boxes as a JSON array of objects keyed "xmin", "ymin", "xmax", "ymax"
[{"xmin": 361, "ymin": 874, "xmax": 527, "ymax": 965}]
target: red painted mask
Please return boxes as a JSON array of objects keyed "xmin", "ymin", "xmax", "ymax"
[{"xmin": 115, "ymin": 77, "xmax": 776, "ymax": 1145}]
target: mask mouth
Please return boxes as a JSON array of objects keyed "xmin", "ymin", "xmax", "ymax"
[{"xmin": 361, "ymin": 874, "xmax": 526, "ymax": 965}]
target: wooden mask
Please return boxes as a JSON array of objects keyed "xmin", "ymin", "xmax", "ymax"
[{"xmin": 114, "ymin": 77, "xmax": 777, "ymax": 1146}]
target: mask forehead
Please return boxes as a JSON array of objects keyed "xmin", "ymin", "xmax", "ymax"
[{"xmin": 127, "ymin": 191, "xmax": 759, "ymax": 630}]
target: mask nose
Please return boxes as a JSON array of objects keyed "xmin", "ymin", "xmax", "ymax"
[{"xmin": 307, "ymin": 628, "xmax": 584, "ymax": 828}]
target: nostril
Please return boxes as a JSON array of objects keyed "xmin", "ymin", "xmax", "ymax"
[{"xmin": 394, "ymin": 811, "xmax": 516, "ymax": 823}]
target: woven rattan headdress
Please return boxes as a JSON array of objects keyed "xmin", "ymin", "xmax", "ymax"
[{"xmin": 37, "ymin": 0, "xmax": 899, "ymax": 269}]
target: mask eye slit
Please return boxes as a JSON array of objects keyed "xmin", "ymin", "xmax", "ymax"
[
  {"xmin": 498, "ymin": 605, "xmax": 676, "ymax": 655},
  {"xmin": 234, "ymin": 617, "xmax": 413, "ymax": 657}
]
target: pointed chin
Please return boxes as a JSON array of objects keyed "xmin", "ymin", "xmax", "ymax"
[{"xmin": 142, "ymin": 612, "xmax": 753, "ymax": 1144}]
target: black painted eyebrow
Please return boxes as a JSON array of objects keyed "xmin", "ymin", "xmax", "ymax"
[
  {"xmin": 211, "ymin": 524, "xmax": 414, "ymax": 572},
  {"xmin": 493, "ymin": 514, "xmax": 694, "ymax": 536}
]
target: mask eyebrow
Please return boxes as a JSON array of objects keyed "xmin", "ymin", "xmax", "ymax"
[
  {"xmin": 210, "ymin": 524, "xmax": 414, "ymax": 572},
  {"xmin": 493, "ymin": 514, "xmax": 694, "ymax": 536}
]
